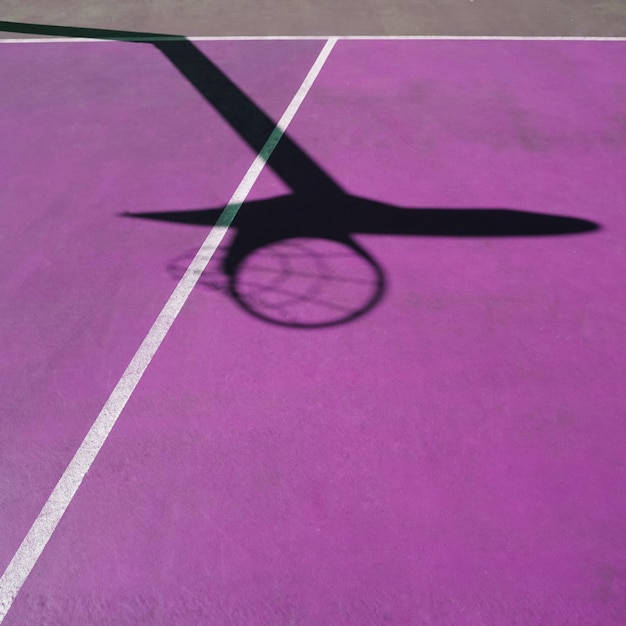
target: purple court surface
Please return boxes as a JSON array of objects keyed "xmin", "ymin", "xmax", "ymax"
[{"xmin": 1, "ymin": 32, "xmax": 626, "ymax": 625}]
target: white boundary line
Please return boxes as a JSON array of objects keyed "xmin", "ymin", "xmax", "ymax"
[
  {"xmin": 2, "ymin": 35, "xmax": 626, "ymax": 43},
  {"xmin": 0, "ymin": 36, "xmax": 337, "ymax": 624}
]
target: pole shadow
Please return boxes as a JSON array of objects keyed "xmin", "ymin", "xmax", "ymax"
[{"xmin": 1, "ymin": 21, "xmax": 601, "ymax": 328}]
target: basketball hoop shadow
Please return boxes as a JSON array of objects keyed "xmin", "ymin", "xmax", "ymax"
[
  {"xmin": 0, "ymin": 21, "xmax": 601, "ymax": 328},
  {"xmin": 129, "ymin": 191, "xmax": 598, "ymax": 328}
]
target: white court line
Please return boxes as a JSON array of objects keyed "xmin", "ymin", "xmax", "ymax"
[
  {"xmin": 0, "ymin": 36, "xmax": 337, "ymax": 624},
  {"xmin": 3, "ymin": 35, "xmax": 626, "ymax": 43}
]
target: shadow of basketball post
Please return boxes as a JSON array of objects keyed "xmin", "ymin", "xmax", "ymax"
[{"xmin": 1, "ymin": 21, "xmax": 601, "ymax": 327}]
